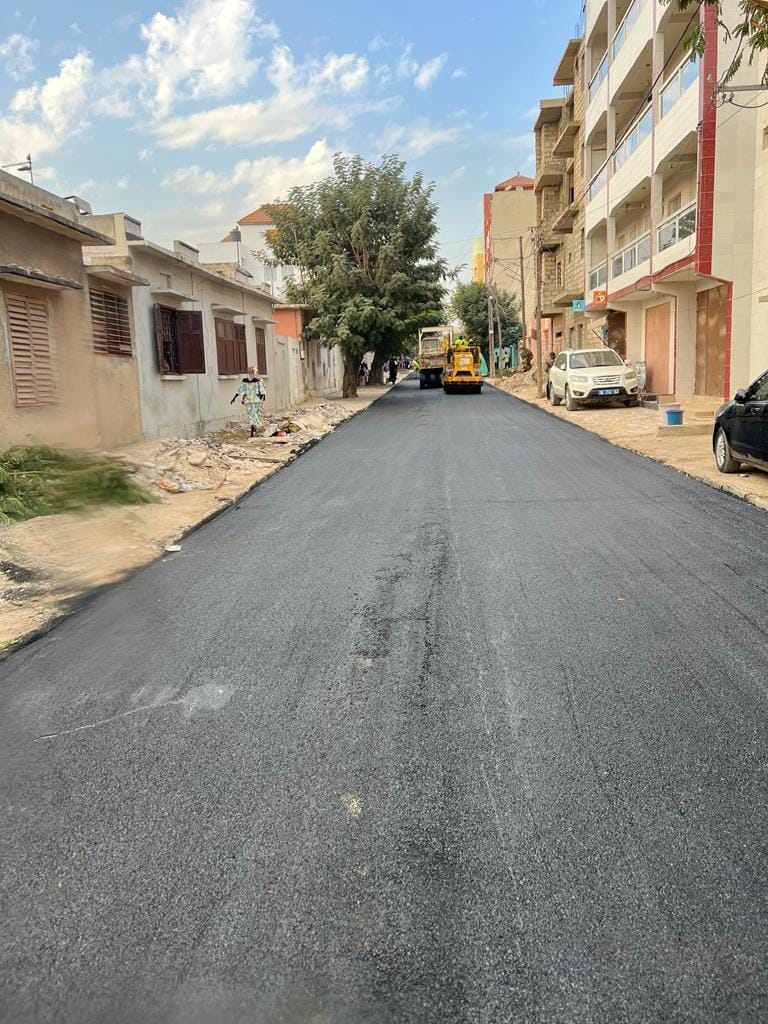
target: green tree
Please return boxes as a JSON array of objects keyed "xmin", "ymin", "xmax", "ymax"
[
  {"xmin": 449, "ymin": 281, "xmax": 521, "ymax": 362},
  {"xmin": 264, "ymin": 154, "xmax": 446, "ymax": 397},
  {"xmin": 667, "ymin": 0, "xmax": 768, "ymax": 86}
]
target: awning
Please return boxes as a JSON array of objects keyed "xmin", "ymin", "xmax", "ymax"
[
  {"xmin": 86, "ymin": 265, "xmax": 149, "ymax": 287},
  {"xmin": 211, "ymin": 303, "xmax": 245, "ymax": 316},
  {"xmin": 151, "ymin": 287, "xmax": 194, "ymax": 302},
  {"xmin": 0, "ymin": 264, "xmax": 82, "ymax": 290}
]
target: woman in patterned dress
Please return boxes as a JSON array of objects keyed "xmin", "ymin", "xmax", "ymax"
[{"xmin": 231, "ymin": 367, "xmax": 267, "ymax": 437}]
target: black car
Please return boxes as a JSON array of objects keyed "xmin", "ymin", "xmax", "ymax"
[{"xmin": 713, "ymin": 369, "xmax": 768, "ymax": 473}]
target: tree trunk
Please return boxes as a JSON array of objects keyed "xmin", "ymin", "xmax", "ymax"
[
  {"xmin": 343, "ymin": 351, "xmax": 359, "ymax": 398},
  {"xmin": 368, "ymin": 351, "xmax": 384, "ymax": 386}
]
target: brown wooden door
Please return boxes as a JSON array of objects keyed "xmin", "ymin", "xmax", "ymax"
[
  {"xmin": 607, "ymin": 311, "xmax": 627, "ymax": 359},
  {"xmin": 644, "ymin": 302, "xmax": 671, "ymax": 395},
  {"xmin": 695, "ymin": 285, "xmax": 727, "ymax": 397}
]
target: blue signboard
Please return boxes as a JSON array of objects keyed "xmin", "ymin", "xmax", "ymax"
[{"xmin": 572, "ymin": 298, "xmax": 586, "ymax": 313}]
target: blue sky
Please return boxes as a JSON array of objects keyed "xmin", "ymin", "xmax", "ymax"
[{"xmin": 0, "ymin": 0, "xmax": 582, "ymax": 272}]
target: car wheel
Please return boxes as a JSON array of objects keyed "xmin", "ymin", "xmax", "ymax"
[
  {"xmin": 714, "ymin": 427, "xmax": 741, "ymax": 474},
  {"xmin": 565, "ymin": 386, "xmax": 578, "ymax": 412},
  {"xmin": 550, "ymin": 384, "xmax": 562, "ymax": 407}
]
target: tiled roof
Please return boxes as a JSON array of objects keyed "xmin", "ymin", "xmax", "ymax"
[
  {"xmin": 238, "ymin": 203, "xmax": 291, "ymax": 226},
  {"xmin": 495, "ymin": 174, "xmax": 534, "ymax": 192}
]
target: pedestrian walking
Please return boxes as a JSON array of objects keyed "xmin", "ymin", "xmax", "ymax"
[
  {"xmin": 359, "ymin": 359, "xmax": 368, "ymax": 386},
  {"xmin": 231, "ymin": 367, "xmax": 267, "ymax": 437},
  {"xmin": 388, "ymin": 357, "xmax": 398, "ymax": 384}
]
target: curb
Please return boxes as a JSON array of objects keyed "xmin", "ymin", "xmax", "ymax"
[
  {"xmin": 488, "ymin": 382, "xmax": 768, "ymax": 518},
  {"xmin": 0, "ymin": 387, "xmax": 393, "ymax": 663}
]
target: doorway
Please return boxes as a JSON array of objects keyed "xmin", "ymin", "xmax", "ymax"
[
  {"xmin": 695, "ymin": 285, "xmax": 728, "ymax": 398},
  {"xmin": 644, "ymin": 302, "xmax": 672, "ymax": 395}
]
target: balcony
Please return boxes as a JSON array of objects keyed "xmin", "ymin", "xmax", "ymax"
[
  {"xmin": 585, "ymin": 164, "xmax": 609, "ymax": 235},
  {"xmin": 588, "ymin": 260, "xmax": 607, "ymax": 292},
  {"xmin": 610, "ymin": 109, "xmax": 652, "ymax": 215},
  {"xmin": 655, "ymin": 56, "xmax": 700, "ymax": 168},
  {"xmin": 588, "ymin": 53, "xmax": 608, "ymax": 105},
  {"xmin": 609, "ymin": 0, "xmax": 653, "ymax": 104},
  {"xmin": 656, "ymin": 201, "xmax": 696, "ymax": 273},
  {"xmin": 552, "ymin": 198, "xmax": 579, "ymax": 234},
  {"xmin": 609, "ymin": 232, "xmax": 651, "ymax": 293},
  {"xmin": 535, "ymin": 155, "xmax": 566, "ymax": 192}
]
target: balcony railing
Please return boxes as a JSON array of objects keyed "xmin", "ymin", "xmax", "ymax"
[
  {"xmin": 612, "ymin": 0, "xmax": 647, "ymax": 59},
  {"xmin": 658, "ymin": 201, "xmax": 696, "ymax": 251},
  {"xmin": 613, "ymin": 108, "xmax": 652, "ymax": 171},
  {"xmin": 660, "ymin": 55, "xmax": 700, "ymax": 118},
  {"xmin": 588, "ymin": 261, "xmax": 607, "ymax": 291},
  {"xmin": 611, "ymin": 232, "xmax": 650, "ymax": 277},
  {"xmin": 588, "ymin": 53, "xmax": 608, "ymax": 103},
  {"xmin": 587, "ymin": 164, "xmax": 608, "ymax": 203}
]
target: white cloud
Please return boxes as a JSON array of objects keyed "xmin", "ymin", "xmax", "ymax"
[
  {"xmin": 116, "ymin": 175, "xmax": 129, "ymax": 189},
  {"xmin": 414, "ymin": 54, "xmax": 446, "ymax": 90},
  {"xmin": 368, "ymin": 34, "xmax": 387, "ymax": 53},
  {"xmin": 138, "ymin": 148, "xmax": 153, "ymax": 161},
  {"xmin": 451, "ymin": 68, "xmax": 467, "ymax": 79},
  {"xmin": 0, "ymin": 34, "xmax": 39, "ymax": 80},
  {"xmin": 70, "ymin": 22, "xmax": 83, "ymax": 36},
  {"xmin": 154, "ymin": 45, "xmax": 369, "ymax": 149},
  {"xmin": 137, "ymin": 0, "xmax": 264, "ymax": 116},
  {"xmin": 378, "ymin": 118, "xmax": 464, "ymax": 159},
  {"xmin": 0, "ymin": 51, "xmax": 93, "ymax": 163},
  {"xmin": 374, "ymin": 63, "xmax": 391, "ymax": 86},
  {"xmin": 396, "ymin": 44, "xmax": 418, "ymax": 80},
  {"xmin": 162, "ymin": 139, "xmax": 336, "ymax": 207}
]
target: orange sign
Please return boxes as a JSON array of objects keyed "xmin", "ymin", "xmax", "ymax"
[{"xmin": 592, "ymin": 289, "xmax": 608, "ymax": 308}]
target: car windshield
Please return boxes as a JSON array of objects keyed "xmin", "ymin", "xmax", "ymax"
[{"xmin": 569, "ymin": 350, "xmax": 624, "ymax": 369}]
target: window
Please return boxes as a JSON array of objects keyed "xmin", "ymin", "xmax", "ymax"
[
  {"xmin": 152, "ymin": 305, "xmax": 205, "ymax": 374},
  {"xmin": 215, "ymin": 318, "xmax": 247, "ymax": 375},
  {"xmin": 254, "ymin": 326, "xmax": 268, "ymax": 375},
  {"xmin": 667, "ymin": 193, "xmax": 682, "ymax": 216},
  {"xmin": 90, "ymin": 289, "xmax": 132, "ymax": 357},
  {"xmin": 555, "ymin": 354, "xmax": 567, "ymax": 370},
  {"xmin": 580, "ymin": 229, "xmax": 585, "ymax": 258},
  {"xmin": 5, "ymin": 291, "xmax": 57, "ymax": 406},
  {"xmin": 751, "ymin": 372, "xmax": 768, "ymax": 402}
]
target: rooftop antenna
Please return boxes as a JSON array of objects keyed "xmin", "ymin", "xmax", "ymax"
[{"xmin": 2, "ymin": 153, "xmax": 33, "ymax": 185}]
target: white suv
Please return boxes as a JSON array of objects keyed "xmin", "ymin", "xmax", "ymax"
[{"xmin": 547, "ymin": 348, "xmax": 640, "ymax": 411}]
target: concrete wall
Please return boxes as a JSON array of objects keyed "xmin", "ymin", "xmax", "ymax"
[
  {"xmin": 487, "ymin": 189, "xmax": 536, "ymax": 316},
  {"xmin": 0, "ymin": 205, "xmax": 142, "ymax": 450}
]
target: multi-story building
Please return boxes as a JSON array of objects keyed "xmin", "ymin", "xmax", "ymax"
[
  {"xmin": 583, "ymin": 0, "xmax": 766, "ymax": 398},
  {"xmin": 483, "ymin": 174, "xmax": 536, "ymax": 332},
  {"xmin": 198, "ymin": 206, "xmax": 297, "ymax": 300},
  {"xmin": 535, "ymin": 38, "xmax": 592, "ymax": 354}
]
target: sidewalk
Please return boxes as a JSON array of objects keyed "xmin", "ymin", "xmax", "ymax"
[
  {"xmin": 491, "ymin": 376, "xmax": 768, "ymax": 514},
  {"xmin": 0, "ymin": 384, "xmax": 393, "ymax": 651}
]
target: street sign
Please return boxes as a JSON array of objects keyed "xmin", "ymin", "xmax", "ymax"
[
  {"xmin": 592, "ymin": 289, "xmax": 608, "ymax": 308},
  {"xmin": 572, "ymin": 298, "xmax": 586, "ymax": 313}
]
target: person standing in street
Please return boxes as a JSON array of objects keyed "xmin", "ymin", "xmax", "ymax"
[
  {"xmin": 388, "ymin": 357, "xmax": 398, "ymax": 384},
  {"xmin": 231, "ymin": 367, "xmax": 267, "ymax": 437}
]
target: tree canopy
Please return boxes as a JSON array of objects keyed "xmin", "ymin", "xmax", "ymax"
[
  {"xmin": 264, "ymin": 154, "xmax": 447, "ymax": 396},
  {"xmin": 449, "ymin": 281, "xmax": 521, "ymax": 361},
  {"xmin": 668, "ymin": 0, "xmax": 768, "ymax": 85}
]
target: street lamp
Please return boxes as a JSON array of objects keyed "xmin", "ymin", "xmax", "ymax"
[{"xmin": 2, "ymin": 153, "xmax": 33, "ymax": 185}]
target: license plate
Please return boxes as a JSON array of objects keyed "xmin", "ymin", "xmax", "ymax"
[{"xmin": 598, "ymin": 388, "xmax": 620, "ymax": 396}]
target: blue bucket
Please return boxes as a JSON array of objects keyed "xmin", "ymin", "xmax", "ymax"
[{"xmin": 665, "ymin": 409, "xmax": 684, "ymax": 426}]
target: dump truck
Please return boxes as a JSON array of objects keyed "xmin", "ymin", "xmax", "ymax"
[
  {"xmin": 442, "ymin": 339, "xmax": 484, "ymax": 394},
  {"xmin": 418, "ymin": 325, "xmax": 453, "ymax": 389}
]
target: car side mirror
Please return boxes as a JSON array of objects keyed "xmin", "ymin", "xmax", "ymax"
[{"xmin": 734, "ymin": 389, "xmax": 748, "ymax": 404}]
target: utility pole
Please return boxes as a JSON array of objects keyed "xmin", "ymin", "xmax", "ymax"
[
  {"xmin": 518, "ymin": 235, "xmax": 527, "ymax": 351},
  {"xmin": 493, "ymin": 285, "xmax": 503, "ymax": 370},
  {"xmin": 487, "ymin": 290, "xmax": 495, "ymax": 379},
  {"xmin": 534, "ymin": 228, "xmax": 544, "ymax": 398}
]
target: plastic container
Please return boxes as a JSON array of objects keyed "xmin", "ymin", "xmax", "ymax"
[{"xmin": 665, "ymin": 409, "xmax": 684, "ymax": 426}]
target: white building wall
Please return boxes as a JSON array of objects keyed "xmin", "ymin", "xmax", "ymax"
[{"xmin": 751, "ymin": 104, "xmax": 768, "ymax": 383}]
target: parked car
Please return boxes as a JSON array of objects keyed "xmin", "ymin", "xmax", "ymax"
[
  {"xmin": 547, "ymin": 348, "xmax": 640, "ymax": 411},
  {"xmin": 713, "ymin": 369, "xmax": 768, "ymax": 474}
]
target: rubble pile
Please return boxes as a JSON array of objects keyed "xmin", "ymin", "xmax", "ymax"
[{"xmin": 103, "ymin": 402, "xmax": 350, "ymax": 495}]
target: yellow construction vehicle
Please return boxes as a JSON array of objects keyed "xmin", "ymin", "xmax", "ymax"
[{"xmin": 442, "ymin": 339, "xmax": 484, "ymax": 394}]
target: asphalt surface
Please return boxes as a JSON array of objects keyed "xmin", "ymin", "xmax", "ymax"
[{"xmin": 2, "ymin": 379, "xmax": 768, "ymax": 1024}]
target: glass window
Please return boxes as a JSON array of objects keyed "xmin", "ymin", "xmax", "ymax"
[
  {"xmin": 612, "ymin": 254, "xmax": 624, "ymax": 278},
  {"xmin": 681, "ymin": 57, "xmax": 699, "ymax": 92},
  {"xmin": 679, "ymin": 206, "xmax": 696, "ymax": 240},
  {"xmin": 556, "ymin": 355, "xmax": 567, "ymax": 370},
  {"xmin": 659, "ymin": 221, "xmax": 677, "ymax": 251},
  {"xmin": 637, "ymin": 233, "xmax": 651, "ymax": 263},
  {"xmin": 751, "ymin": 373, "xmax": 768, "ymax": 401},
  {"xmin": 667, "ymin": 193, "xmax": 682, "ymax": 216},
  {"xmin": 570, "ymin": 349, "xmax": 624, "ymax": 369}
]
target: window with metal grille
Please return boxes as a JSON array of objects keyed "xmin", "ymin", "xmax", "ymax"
[
  {"xmin": 254, "ymin": 326, "xmax": 268, "ymax": 375},
  {"xmin": 5, "ymin": 291, "xmax": 58, "ymax": 406},
  {"xmin": 90, "ymin": 289, "xmax": 132, "ymax": 357},
  {"xmin": 215, "ymin": 318, "xmax": 247, "ymax": 375}
]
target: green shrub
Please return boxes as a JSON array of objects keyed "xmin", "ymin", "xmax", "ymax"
[{"xmin": 0, "ymin": 445, "xmax": 155, "ymax": 524}]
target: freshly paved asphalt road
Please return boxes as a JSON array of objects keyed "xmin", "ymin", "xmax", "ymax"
[{"xmin": 2, "ymin": 379, "xmax": 768, "ymax": 1024}]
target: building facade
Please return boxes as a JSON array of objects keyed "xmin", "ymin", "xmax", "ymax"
[
  {"xmin": 583, "ymin": 0, "xmax": 766, "ymax": 398},
  {"xmin": 483, "ymin": 175, "xmax": 537, "ymax": 333},
  {"xmin": 0, "ymin": 171, "xmax": 144, "ymax": 451},
  {"xmin": 86, "ymin": 213, "xmax": 280, "ymax": 439},
  {"xmin": 535, "ymin": 38, "xmax": 592, "ymax": 354},
  {"xmin": 199, "ymin": 206, "xmax": 298, "ymax": 300}
]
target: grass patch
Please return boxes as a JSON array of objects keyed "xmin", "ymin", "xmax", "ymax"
[{"xmin": 0, "ymin": 445, "xmax": 156, "ymax": 525}]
